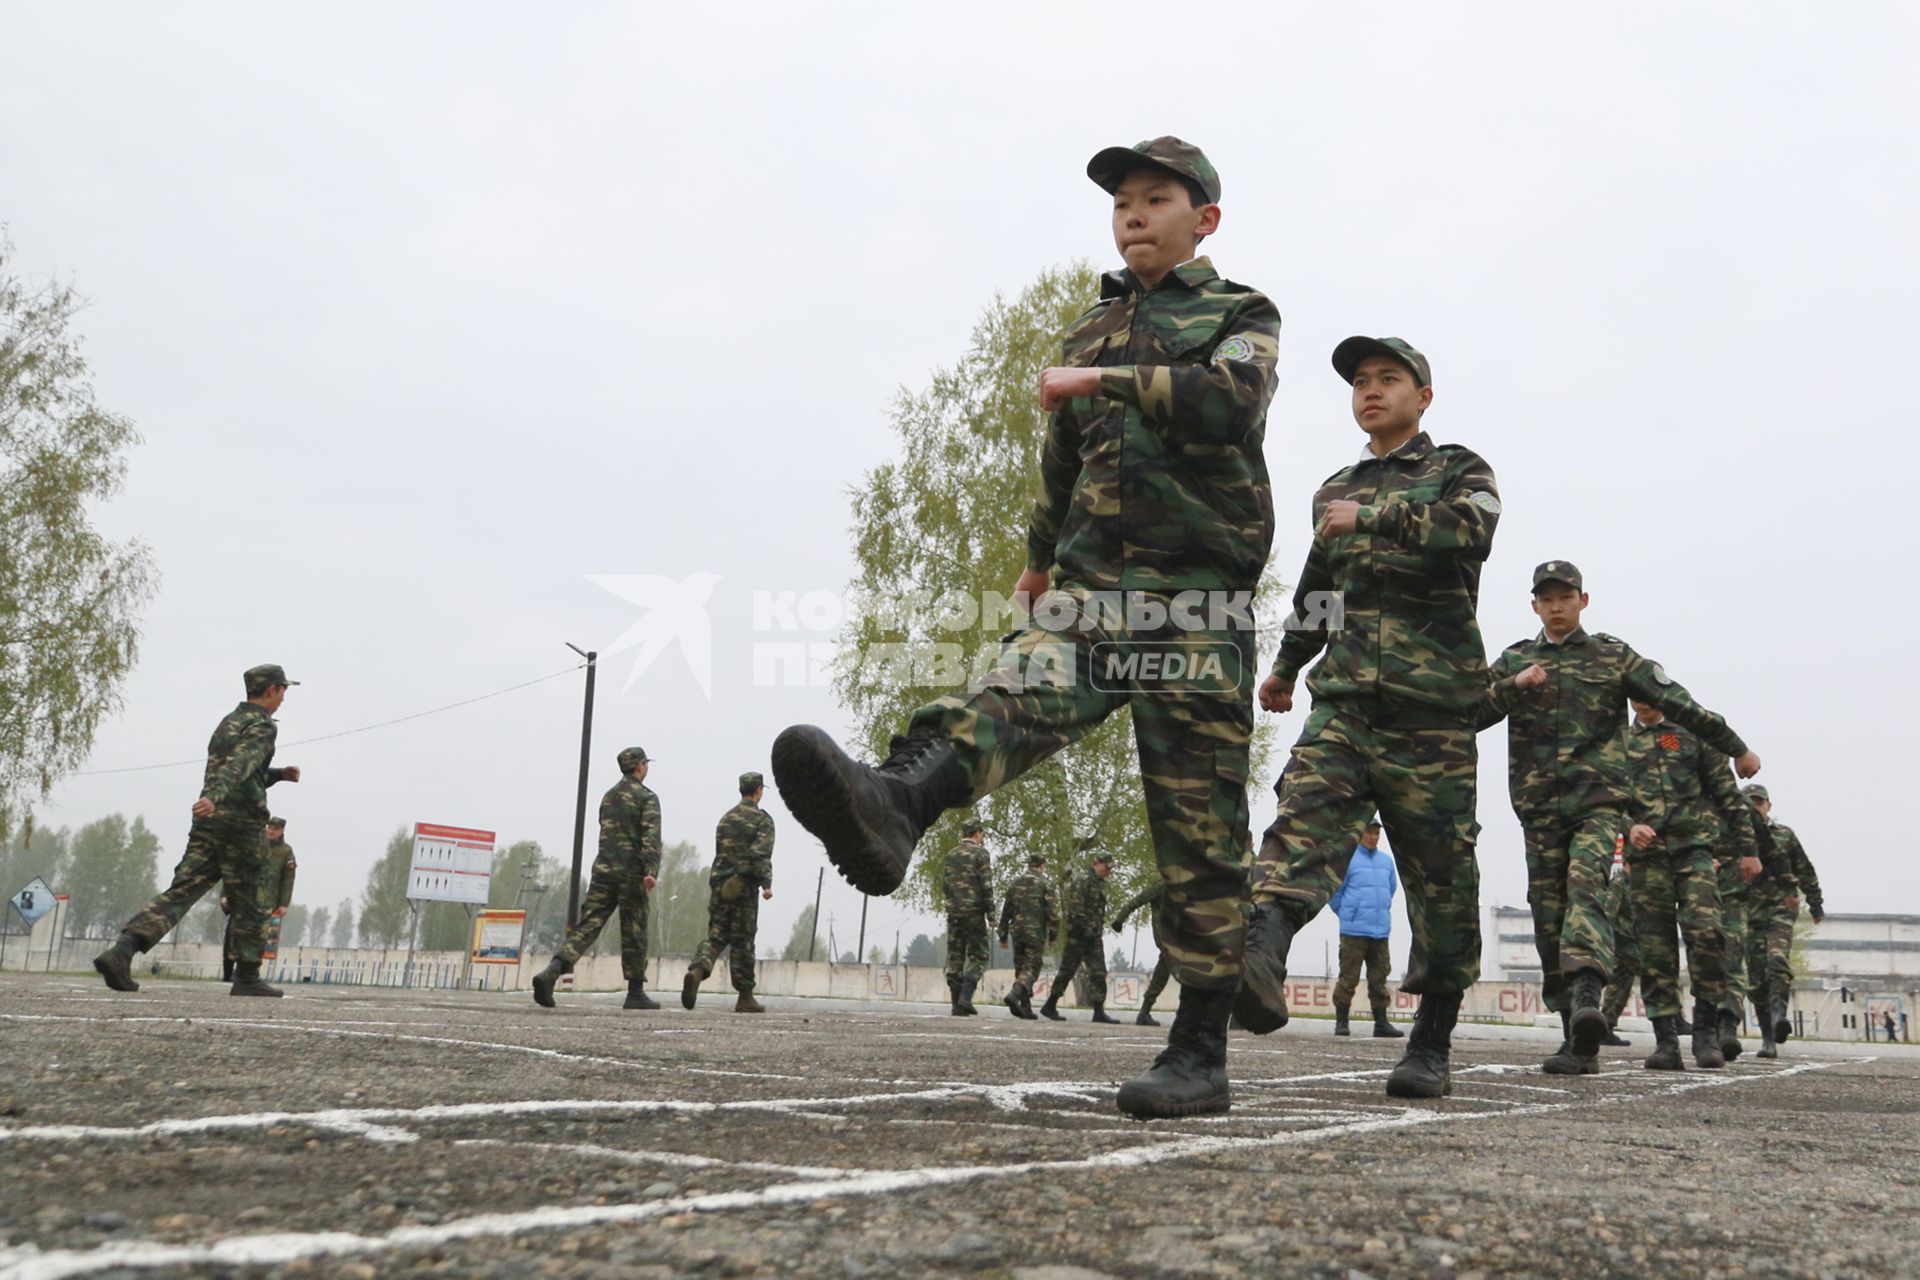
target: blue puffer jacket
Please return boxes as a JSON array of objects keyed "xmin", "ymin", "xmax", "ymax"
[{"xmin": 1328, "ymin": 846, "xmax": 1397, "ymax": 939}]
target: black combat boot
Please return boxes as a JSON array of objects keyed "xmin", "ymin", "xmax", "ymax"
[
  {"xmin": 1135, "ymin": 1007, "xmax": 1160, "ymax": 1027},
  {"xmin": 1543, "ymin": 1009, "xmax": 1599, "ymax": 1075},
  {"xmin": 1333, "ymin": 1003, "xmax": 1351, "ymax": 1037},
  {"xmin": 1719, "ymin": 1007, "xmax": 1743, "ymax": 1062},
  {"xmin": 229, "ymin": 962, "xmax": 283, "ymax": 998},
  {"xmin": 1006, "ymin": 982, "xmax": 1038, "ymax": 1020},
  {"xmin": 93, "ymin": 932, "xmax": 143, "ymax": 993},
  {"xmin": 1372, "ymin": 1006, "xmax": 1404, "ymax": 1039},
  {"xmin": 1690, "ymin": 1000, "xmax": 1726, "ymax": 1069},
  {"xmin": 531, "ymin": 957, "xmax": 567, "ymax": 1008},
  {"xmin": 624, "ymin": 979, "xmax": 660, "ymax": 1010},
  {"xmin": 1091, "ymin": 1003, "xmax": 1119, "ymax": 1025},
  {"xmin": 770, "ymin": 725, "xmax": 969, "ymax": 895},
  {"xmin": 1231, "ymin": 903, "xmax": 1295, "ymax": 1035},
  {"xmin": 1568, "ymin": 969, "xmax": 1609, "ymax": 1058},
  {"xmin": 1644, "ymin": 1015, "xmax": 1683, "ymax": 1070},
  {"xmin": 1603, "ymin": 1017, "xmax": 1631, "ymax": 1047},
  {"xmin": 1039, "ymin": 991, "xmax": 1065, "ymax": 1021},
  {"xmin": 1385, "ymin": 992, "xmax": 1461, "ymax": 1099},
  {"xmin": 1116, "ymin": 986, "xmax": 1232, "ymax": 1119},
  {"xmin": 1674, "ymin": 1012, "xmax": 1694, "ymax": 1036},
  {"xmin": 733, "ymin": 991, "xmax": 766, "ymax": 1014},
  {"xmin": 1754, "ymin": 992, "xmax": 1778, "ymax": 1057},
  {"xmin": 958, "ymin": 976, "xmax": 980, "ymax": 1016},
  {"xmin": 682, "ymin": 965, "xmax": 706, "ymax": 1010},
  {"xmin": 1770, "ymin": 990, "xmax": 1793, "ymax": 1045},
  {"xmin": 947, "ymin": 974, "xmax": 966, "ymax": 1016}
]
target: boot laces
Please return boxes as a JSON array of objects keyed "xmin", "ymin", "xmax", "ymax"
[{"xmin": 881, "ymin": 731, "xmax": 945, "ymax": 774}]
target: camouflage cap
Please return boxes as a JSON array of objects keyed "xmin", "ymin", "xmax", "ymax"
[
  {"xmin": 243, "ymin": 663, "xmax": 300, "ymax": 695},
  {"xmin": 1744, "ymin": 784, "xmax": 1771, "ymax": 803},
  {"xmin": 962, "ymin": 818, "xmax": 985, "ymax": 837},
  {"xmin": 738, "ymin": 771, "xmax": 763, "ymax": 793},
  {"xmin": 1026, "ymin": 852, "xmax": 1046, "ymax": 867},
  {"xmin": 267, "ymin": 816, "xmax": 287, "ymax": 828},
  {"xmin": 1332, "ymin": 336, "xmax": 1431, "ymax": 388},
  {"xmin": 1532, "ymin": 560, "xmax": 1584, "ymax": 593},
  {"xmin": 1086, "ymin": 136, "xmax": 1221, "ymax": 204},
  {"xmin": 616, "ymin": 746, "xmax": 651, "ymax": 772}
]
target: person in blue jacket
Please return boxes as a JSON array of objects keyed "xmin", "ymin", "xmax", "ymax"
[{"xmin": 1328, "ymin": 819, "xmax": 1403, "ymax": 1037}]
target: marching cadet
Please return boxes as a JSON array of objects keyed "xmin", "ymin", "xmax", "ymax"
[
  {"xmin": 939, "ymin": 820, "xmax": 994, "ymax": 1017},
  {"xmin": 221, "ymin": 816, "xmax": 297, "ymax": 982},
  {"xmin": 1745, "ymin": 784, "xmax": 1822, "ymax": 1054},
  {"xmin": 1000, "ymin": 852, "xmax": 1058, "ymax": 1021},
  {"xmin": 1042, "ymin": 847, "xmax": 1118, "ymax": 1023},
  {"xmin": 683, "ymin": 772, "xmax": 775, "ymax": 1014},
  {"xmin": 1111, "ymin": 881, "xmax": 1173, "ymax": 1027}
]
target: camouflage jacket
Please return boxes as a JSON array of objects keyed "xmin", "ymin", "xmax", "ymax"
[
  {"xmin": 1271, "ymin": 433, "xmax": 1501, "ymax": 727},
  {"xmin": 1738, "ymin": 807, "xmax": 1798, "ymax": 904},
  {"xmin": 940, "ymin": 837, "xmax": 994, "ymax": 920},
  {"xmin": 999, "ymin": 872, "xmax": 1059, "ymax": 944},
  {"xmin": 1111, "ymin": 880, "xmax": 1163, "ymax": 929},
  {"xmin": 198, "ymin": 702, "xmax": 291, "ymax": 826},
  {"xmin": 1479, "ymin": 629, "xmax": 1748, "ymax": 819},
  {"xmin": 599, "ymin": 776, "xmax": 662, "ymax": 879},
  {"xmin": 1770, "ymin": 821, "xmax": 1822, "ymax": 916},
  {"xmin": 1027, "ymin": 257, "xmax": 1279, "ymax": 593},
  {"xmin": 265, "ymin": 839, "xmax": 297, "ymax": 910},
  {"xmin": 1623, "ymin": 718, "xmax": 1755, "ymax": 860},
  {"xmin": 1062, "ymin": 864, "xmax": 1109, "ymax": 938},
  {"xmin": 711, "ymin": 798, "xmax": 775, "ymax": 889}
]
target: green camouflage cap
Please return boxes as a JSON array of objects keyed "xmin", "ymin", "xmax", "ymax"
[
  {"xmin": 616, "ymin": 746, "xmax": 650, "ymax": 772},
  {"xmin": 1744, "ymin": 784, "xmax": 1771, "ymax": 803},
  {"xmin": 1026, "ymin": 852, "xmax": 1046, "ymax": 867},
  {"xmin": 1531, "ymin": 560, "xmax": 1584, "ymax": 593},
  {"xmin": 1086, "ymin": 136, "xmax": 1220, "ymax": 204},
  {"xmin": 267, "ymin": 816, "xmax": 287, "ymax": 828},
  {"xmin": 243, "ymin": 663, "xmax": 300, "ymax": 695},
  {"xmin": 738, "ymin": 771, "xmax": 763, "ymax": 793},
  {"xmin": 1332, "ymin": 336, "xmax": 1431, "ymax": 388}
]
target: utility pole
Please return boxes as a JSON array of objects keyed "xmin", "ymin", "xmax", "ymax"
[
  {"xmin": 856, "ymin": 894, "xmax": 868, "ymax": 962},
  {"xmin": 807, "ymin": 867, "xmax": 823, "ymax": 961},
  {"xmin": 563, "ymin": 643, "xmax": 597, "ymax": 925}
]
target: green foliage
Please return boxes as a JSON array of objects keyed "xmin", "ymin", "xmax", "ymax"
[
  {"xmin": 329, "ymin": 899, "xmax": 356, "ymax": 949},
  {"xmin": 358, "ymin": 828, "xmax": 412, "ymax": 947},
  {"xmin": 488, "ymin": 839, "xmax": 567, "ymax": 951},
  {"xmin": 835, "ymin": 263, "xmax": 1282, "ymax": 912},
  {"xmin": 61, "ymin": 814, "xmax": 159, "ymax": 937},
  {"xmin": 780, "ymin": 902, "xmax": 823, "ymax": 962},
  {"xmin": 0, "ymin": 234, "xmax": 159, "ymax": 841},
  {"xmin": 646, "ymin": 839, "xmax": 709, "ymax": 957},
  {"xmin": 280, "ymin": 903, "xmax": 309, "ymax": 948},
  {"xmin": 308, "ymin": 905, "xmax": 332, "ymax": 950},
  {"xmin": 903, "ymin": 932, "xmax": 942, "ymax": 966}
]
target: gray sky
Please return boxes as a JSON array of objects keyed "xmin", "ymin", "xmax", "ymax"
[{"xmin": 5, "ymin": 3, "xmax": 1914, "ymax": 973}]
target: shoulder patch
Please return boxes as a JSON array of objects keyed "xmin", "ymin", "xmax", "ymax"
[
  {"xmin": 1211, "ymin": 333, "xmax": 1257, "ymax": 366},
  {"xmin": 1465, "ymin": 490, "xmax": 1501, "ymax": 514},
  {"xmin": 1650, "ymin": 662, "xmax": 1673, "ymax": 685}
]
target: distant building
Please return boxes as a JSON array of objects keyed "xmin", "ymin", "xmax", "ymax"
[{"xmin": 1798, "ymin": 913, "xmax": 1920, "ymax": 983}]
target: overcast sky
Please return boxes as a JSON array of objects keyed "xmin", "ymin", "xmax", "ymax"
[{"xmin": 5, "ymin": 3, "xmax": 1914, "ymax": 975}]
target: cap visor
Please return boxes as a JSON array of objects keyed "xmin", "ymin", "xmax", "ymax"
[{"xmin": 1331, "ymin": 336, "xmax": 1402, "ymax": 384}]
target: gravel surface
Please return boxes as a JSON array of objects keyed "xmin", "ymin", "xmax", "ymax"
[{"xmin": 2, "ymin": 971, "xmax": 1915, "ymax": 1279}]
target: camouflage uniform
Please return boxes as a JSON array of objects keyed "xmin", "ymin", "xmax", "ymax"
[
  {"xmin": 1715, "ymin": 844, "xmax": 1753, "ymax": 1022},
  {"xmin": 1749, "ymin": 800, "xmax": 1819, "ymax": 1012},
  {"xmin": 691, "ymin": 792, "xmax": 775, "ymax": 992},
  {"xmin": 941, "ymin": 836, "xmax": 995, "ymax": 984},
  {"xmin": 906, "ymin": 252, "xmax": 1279, "ymax": 992},
  {"xmin": 1049, "ymin": 863, "xmax": 1111, "ymax": 1005},
  {"xmin": 1600, "ymin": 856, "xmax": 1639, "ymax": 1025},
  {"xmin": 556, "ymin": 770, "xmax": 661, "ymax": 979},
  {"xmin": 999, "ymin": 867, "xmax": 1059, "ymax": 989},
  {"xmin": 1621, "ymin": 717, "xmax": 1751, "ymax": 1019},
  {"xmin": 223, "ymin": 829, "xmax": 296, "ymax": 978},
  {"xmin": 1112, "ymin": 881, "xmax": 1173, "ymax": 1011},
  {"xmin": 121, "ymin": 702, "xmax": 293, "ymax": 966},
  {"xmin": 1480, "ymin": 622, "xmax": 1749, "ymax": 1010},
  {"xmin": 1254, "ymin": 426, "xmax": 1501, "ymax": 999}
]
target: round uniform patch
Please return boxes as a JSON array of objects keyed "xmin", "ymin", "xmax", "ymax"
[
  {"xmin": 1468, "ymin": 491, "xmax": 1502, "ymax": 514},
  {"xmin": 1651, "ymin": 663, "xmax": 1673, "ymax": 685},
  {"xmin": 1211, "ymin": 333, "xmax": 1257, "ymax": 365}
]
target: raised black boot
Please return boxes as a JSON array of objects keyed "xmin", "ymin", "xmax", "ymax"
[
  {"xmin": 771, "ymin": 725, "xmax": 969, "ymax": 895},
  {"xmin": 1644, "ymin": 1015, "xmax": 1683, "ymax": 1070},
  {"xmin": 93, "ymin": 932, "xmax": 142, "ymax": 993},
  {"xmin": 682, "ymin": 964, "xmax": 707, "ymax": 1010},
  {"xmin": 1543, "ymin": 1009, "xmax": 1599, "ymax": 1075},
  {"xmin": 1385, "ymin": 992, "xmax": 1461, "ymax": 1099},
  {"xmin": 1690, "ymin": 1000, "xmax": 1726, "ymax": 1069},
  {"xmin": 1770, "ymin": 990, "xmax": 1794, "ymax": 1046},
  {"xmin": 1568, "ymin": 969, "xmax": 1609, "ymax": 1058},
  {"xmin": 531, "ymin": 957, "xmax": 566, "ymax": 1008},
  {"xmin": 1117, "ymin": 986, "xmax": 1232, "ymax": 1119},
  {"xmin": 1006, "ymin": 981, "xmax": 1038, "ymax": 1020},
  {"xmin": 1332, "ymin": 1002, "xmax": 1351, "ymax": 1036},
  {"xmin": 1372, "ymin": 1006, "xmax": 1404, "ymax": 1039},
  {"xmin": 624, "ymin": 979, "xmax": 660, "ymax": 1010},
  {"xmin": 1090, "ymin": 1002, "xmax": 1119, "ymax": 1025},
  {"xmin": 947, "ymin": 974, "xmax": 966, "ymax": 1016},
  {"xmin": 229, "ymin": 962, "xmax": 283, "ymax": 998},
  {"xmin": 1719, "ymin": 1006, "xmax": 1743, "ymax": 1062},
  {"xmin": 958, "ymin": 976, "xmax": 980, "ymax": 1016},
  {"xmin": 1039, "ymin": 990, "xmax": 1065, "ymax": 1021},
  {"xmin": 1231, "ymin": 903, "xmax": 1295, "ymax": 1034}
]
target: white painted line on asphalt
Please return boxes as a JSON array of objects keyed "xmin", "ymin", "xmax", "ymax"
[{"xmin": 453, "ymin": 1138, "xmax": 860, "ymax": 1181}]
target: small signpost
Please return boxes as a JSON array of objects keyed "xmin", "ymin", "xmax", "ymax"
[
  {"xmin": 5, "ymin": 878, "xmax": 57, "ymax": 970},
  {"xmin": 468, "ymin": 909, "xmax": 528, "ymax": 990},
  {"xmin": 403, "ymin": 823, "xmax": 496, "ymax": 988}
]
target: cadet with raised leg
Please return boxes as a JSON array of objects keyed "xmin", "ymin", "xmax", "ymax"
[
  {"xmin": 939, "ymin": 820, "xmax": 995, "ymax": 1017},
  {"xmin": 532, "ymin": 747, "xmax": 661, "ymax": 1010},
  {"xmin": 684, "ymin": 772, "xmax": 775, "ymax": 1013}
]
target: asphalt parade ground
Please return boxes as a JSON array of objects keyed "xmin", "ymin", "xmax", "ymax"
[{"xmin": 2, "ymin": 972, "xmax": 1916, "ymax": 1280}]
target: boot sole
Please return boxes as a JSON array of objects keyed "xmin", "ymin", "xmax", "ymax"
[
  {"xmin": 1773, "ymin": 1019, "xmax": 1793, "ymax": 1043},
  {"xmin": 532, "ymin": 975, "xmax": 556, "ymax": 1008},
  {"xmin": 1384, "ymin": 1073, "xmax": 1452, "ymax": 1099},
  {"xmin": 1722, "ymin": 1039, "xmax": 1743, "ymax": 1061},
  {"xmin": 624, "ymin": 1000, "xmax": 661, "ymax": 1010},
  {"xmin": 93, "ymin": 955, "xmax": 139, "ymax": 993},
  {"xmin": 1569, "ymin": 1006, "xmax": 1609, "ymax": 1056},
  {"xmin": 1116, "ymin": 1086, "xmax": 1231, "ymax": 1119},
  {"xmin": 682, "ymin": 973, "xmax": 701, "ymax": 1010},
  {"xmin": 772, "ymin": 726, "xmax": 909, "ymax": 896},
  {"xmin": 230, "ymin": 987, "xmax": 283, "ymax": 998}
]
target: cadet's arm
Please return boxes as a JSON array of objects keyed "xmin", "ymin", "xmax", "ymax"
[
  {"xmin": 1785, "ymin": 831, "xmax": 1823, "ymax": 917},
  {"xmin": 1704, "ymin": 756, "xmax": 1756, "ymax": 863},
  {"xmin": 1095, "ymin": 296, "xmax": 1281, "ymax": 446},
  {"xmin": 751, "ymin": 813, "xmax": 775, "ymax": 891},
  {"xmin": 1473, "ymin": 649, "xmax": 1525, "ymax": 731},
  {"xmin": 1269, "ymin": 541, "xmax": 1337, "ymax": 686},
  {"xmin": 1025, "ymin": 405, "xmax": 1083, "ymax": 575},
  {"xmin": 1623, "ymin": 656, "xmax": 1749, "ymax": 763},
  {"xmin": 1354, "ymin": 452, "xmax": 1500, "ymax": 560}
]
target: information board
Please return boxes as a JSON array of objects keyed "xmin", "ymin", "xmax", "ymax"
[
  {"xmin": 469, "ymin": 909, "xmax": 528, "ymax": 964},
  {"xmin": 9, "ymin": 878, "xmax": 56, "ymax": 926},
  {"xmin": 407, "ymin": 823, "xmax": 496, "ymax": 905}
]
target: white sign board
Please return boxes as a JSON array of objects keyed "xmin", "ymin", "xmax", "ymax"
[
  {"xmin": 9, "ymin": 877, "xmax": 56, "ymax": 926},
  {"xmin": 407, "ymin": 823, "xmax": 496, "ymax": 905}
]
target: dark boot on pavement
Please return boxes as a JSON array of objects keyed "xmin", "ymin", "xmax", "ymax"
[
  {"xmin": 93, "ymin": 932, "xmax": 142, "ymax": 993},
  {"xmin": 1603, "ymin": 1017, "xmax": 1631, "ymax": 1048},
  {"xmin": 1385, "ymin": 992, "xmax": 1461, "ymax": 1099},
  {"xmin": 682, "ymin": 965, "xmax": 707, "ymax": 1010},
  {"xmin": 1040, "ymin": 991, "xmax": 1065, "ymax": 1021},
  {"xmin": 770, "ymin": 725, "xmax": 969, "ymax": 895},
  {"xmin": 1674, "ymin": 1012, "xmax": 1694, "ymax": 1036},
  {"xmin": 1755, "ymin": 993, "xmax": 1778, "ymax": 1058},
  {"xmin": 1006, "ymin": 982, "xmax": 1038, "ymax": 1020},
  {"xmin": 1770, "ymin": 990, "xmax": 1794, "ymax": 1045},
  {"xmin": 1116, "ymin": 986, "xmax": 1232, "ymax": 1119},
  {"xmin": 1543, "ymin": 1009, "xmax": 1599, "ymax": 1076},
  {"xmin": 1372, "ymin": 1006, "xmax": 1403, "ymax": 1039},
  {"xmin": 1719, "ymin": 1007, "xmax": 1743, "ymax": 1062},
  {"xmin": 1090, "ymin": 1003, "xmax": 1119, "ymax": 1025},
  {"xmin": 229, "ymin": 962, "xmax": 283, "ymax": 998},
  {"xmin": 531, "ymin": 957, "xmax": 566, "ymax": 1008},
  {"xmin": 1135, "ymin": 1008, "xmax": 1160, "ymax": 1027},
  {"xmin": 624, "ymin": 980, "xmax": 660, "ymax": 1010},
  {"xmin": 1231, "ymin": 903, "xmax": 1295, "ymax": 1035},
  {"xmin": 1690, "ymin": 1000, "xmax": 1726, "ymax": 1069},
  {"xmin": 1568, "ymin": 969, "xmax": 1609, "ymax": 1058},
  {"xmin": 947, "ymin": 974, "xmax": 966, "ymax": 1016},
  {"xmin": 958, "ymin": 976, "xmax": 980, "ymax": 1016},
  {"xmin": 734, "ymin": 991, "xmax": 765, "ymax": 1014},
  {"xmin": 1644, "ymin": 1015, "xmax": 1684, "ymax": 1070},
  {"xmin": 1332, "ymin": 1002, "xmax": 1351, "ymax": 1037}
]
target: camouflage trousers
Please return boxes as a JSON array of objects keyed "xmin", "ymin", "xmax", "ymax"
[
  {"xmin": 691, "ymin": 882, "xmax": 759, "ymax": 991},
  {"xmin": 1601, "ymin": 873, "xmax": 1638, "ymax": 1023},
  {"xmin": 1629, "ymin": 831, "xmax": 1726, "ymax": 1019},
  {"xmin": 909, "ymin": 588, "xmax": 1255, "ymax": 991},
  {"xmin": 1717, "ymin": 862, "xmax": 1751, "ymax": 1016},
  {"xmin": 1520, "ymin": 809, "xmax": 1622, "ymax": 1011},
  {"xmin": 1746, "ymin": 894, "xmax": 1796, "ymax": 1010},
  {"xmin": 1253, "ymin": 704, "xmax": 1481, "ymax": 995},
  {"xmin": 123, "ymin": 819, "xmax": 268, "ymax": 966},
  {"xmin": 1052, "ymin": 929, "xmax": 1107, "ymax": 1005},
  {"xmin": 1332, "ymin": 934, "xmax": 1392, "ymax": 1011},
  {"xmin": 944, "ymin": 913, "xmax": 991, "ymax": 983},
  {"xmin": 1142, "ymin": 951, "xmax": 1173, "ymax": 1010},
  {"xmin": 1008, "ymin": 933, "xmax": 1047, "ymax": 987},
  {"xmin": 555, "ymin": 851, "xmax": 649, "ymax": 981}
]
